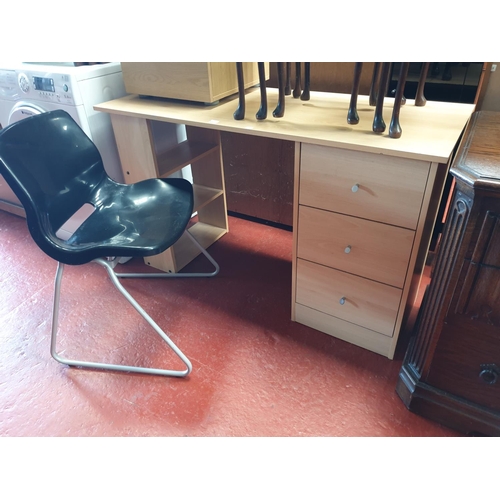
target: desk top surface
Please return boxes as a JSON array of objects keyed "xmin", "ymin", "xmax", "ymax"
[{"xmin": 95, "ymin": 88, "xmax": 475, "ymax": 163}]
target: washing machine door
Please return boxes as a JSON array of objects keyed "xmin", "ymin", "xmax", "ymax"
[
  {"xmin": 0, "ymin": 102, "xmax": 49, "ymax": 212},
  {"xmin": 8, "ymin": 101, "xmax": 47, "ymax": 125}
]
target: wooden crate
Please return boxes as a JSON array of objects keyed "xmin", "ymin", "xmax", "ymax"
[{"xmin": 120, "ymin": 62, "xmax": 268, "ymax": 104}]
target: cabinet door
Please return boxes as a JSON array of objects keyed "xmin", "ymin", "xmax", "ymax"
[
  {"xmin": 427, "ymin": 318, "xmax": 500, "ymax": 412},
  {"xmin": 454, "ymin": 211, "xmax": 500, "ymax": 325}
]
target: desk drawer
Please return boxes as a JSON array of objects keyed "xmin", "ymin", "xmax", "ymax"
[
  {"xmin": 296, "ymin": 259, "xmax": 402, "ymax": 337},
  {"xmin": 299, "ymin": 143, "xmax": 430, "ymax": 229},
  {"xmin": 297, "ymin": 205, "xmax": 414, "ymax": 288},
  {"xmin": 295, "ymin": 303, "xmax": 393, "ymax": 357}
]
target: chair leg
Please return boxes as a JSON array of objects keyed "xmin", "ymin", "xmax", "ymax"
[{"xmin": 50, "ymin": 259, "xmax": 193, "ymax": 377}]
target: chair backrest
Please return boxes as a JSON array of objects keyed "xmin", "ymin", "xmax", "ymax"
[{"xmin": 0, "ymin": 110, "xmax": 108, "ymax": 234}]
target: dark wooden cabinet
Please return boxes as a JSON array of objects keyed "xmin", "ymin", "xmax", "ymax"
[{"xmin": 396, "ymin": 110, "xmax": 500, "ymax": 436}]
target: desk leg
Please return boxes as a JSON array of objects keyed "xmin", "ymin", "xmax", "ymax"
[
  {"xmin": 111, "ymin": 119, "xmax": 229, "ymax": 273},
  {"xmin": 110, "ymin": 114, "xmax": 177, "ymax": 271},
  {"xmin": 187, "ymin": 126, "xmax": 228, "ymax": 229},
  {"xmin": 110, "ymin": 114, "xmax": 158, "ymax": 183},
  {"xmin": 291, "ymin": 141, "xmax": 302, "ymax": 321}
]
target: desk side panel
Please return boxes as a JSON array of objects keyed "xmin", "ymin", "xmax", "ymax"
[
  {"xmin": 110, "ymin": 114, "xmax": 158, "ymax": 183},
  {"xmin": 291, "ymin": 142, "xmax": 301, "ymax": 321}
]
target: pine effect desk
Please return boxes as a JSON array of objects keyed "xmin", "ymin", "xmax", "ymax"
[{"xmin": 95, "ymin": 89, "xmax": 474, "ymax": 359}]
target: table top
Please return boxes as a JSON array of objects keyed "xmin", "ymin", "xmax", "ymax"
[
  {"xmin": 95, "ymin": 88, "xmax": 475, "ymax": 163},
  {"xmin": 452, "ymin": 111, "xmax": 500, "ymax": 190}
]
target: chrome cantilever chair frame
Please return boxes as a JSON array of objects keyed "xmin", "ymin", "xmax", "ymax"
[
  {"xmin": 51, "ymin": 230, "xmax": 219, "ymax": 378},
  {"xmin": 0, "ymin": 109, "xmax": 220, "ymax": 378}
]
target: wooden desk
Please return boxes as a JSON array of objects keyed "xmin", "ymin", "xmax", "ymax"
[{"xmin": 95, "ymin": 89, "xmax": 474, "ymax": 359}]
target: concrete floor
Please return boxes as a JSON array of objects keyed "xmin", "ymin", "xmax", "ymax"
[{"xmin": 0, "ymin": 210, "xmax": 461, "ymax": 437}]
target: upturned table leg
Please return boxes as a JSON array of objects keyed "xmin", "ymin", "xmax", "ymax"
[
  {"xmin": 273, "ymin": 62, "xmax": 285, "ymax": 118},
  {"xmin": 389, "ymin": 62, "xmax": 409, "ymax": 138},
  {"xmin": 256, "ymin": 62, "xmax": 268, "ymax": 120},
  {"xmin": 369, "ymin": 62, "xmax": 381, "ymax": 106},
  {"xmin": 293, "ymin": 62, "xmax": 302, "ymax": 98},
  {"xmin": 285, "ymin": 62, "xmax": 292, "ymax": 95},
  {"xmin": 372, "ymin": 62, "xmax": 391, "ymax": 134},
  {"xmin": 347, "ymin": 62, "xmax": 363, "ymax": 124},
  {"xmin": 233, "ymin": 62, "xmax": 245, "ymax": 120},
  {"xmin": 301, "ymin": 62, "xmax": 311, "ymax": 101},
  {"xmin": 415, "ymin": 62, "xmax": 430, "ymax": 106}
]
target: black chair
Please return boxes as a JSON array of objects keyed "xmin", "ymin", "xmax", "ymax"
[{"xmin": 0, "ymin": 110, "xmax": 219, "ymax": 377}]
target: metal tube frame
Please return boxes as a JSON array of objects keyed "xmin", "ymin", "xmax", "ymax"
[{"xmin": 50, "ymin": 230, "xmax": 219, "ymax": 377}]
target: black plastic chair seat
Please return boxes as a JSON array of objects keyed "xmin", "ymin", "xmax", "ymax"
[
  {"xmin": 55, "ymin": 176, "xmax": 193, "ymax": 265},
  {"xmin": 0, "ymin": 110, "xmax": 194, "ymax": 265}
]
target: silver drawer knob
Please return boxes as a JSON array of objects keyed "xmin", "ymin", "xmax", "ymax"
[
  {"xmin": 339, "ymin": 297, "xmax": 346, "ymax": 305},
  {"xmin": 344, "ymin": 245, "xmax": 351, "ymax": 254},
  {"xmin": 351, "ymin": 183, "xmax": 359, "ymax": 193}
]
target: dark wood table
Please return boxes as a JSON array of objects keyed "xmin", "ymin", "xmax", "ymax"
[{"xmin": 397, "ymin": 110, "xmax": 500, "ymax": 436}]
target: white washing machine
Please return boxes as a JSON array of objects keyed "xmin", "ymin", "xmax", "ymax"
[{"xmin": 0, "ymin": 62, "xmax": 127, "ymax": 217}]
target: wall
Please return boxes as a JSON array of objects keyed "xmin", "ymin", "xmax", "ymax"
[{"xmin": 478, "ymin": 63, "xmax": 500, "ymax": 111}]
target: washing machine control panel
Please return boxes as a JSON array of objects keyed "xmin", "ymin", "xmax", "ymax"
[{"xmin": 15, "ymin": 71, "xmax": 76, "ymax": 105}]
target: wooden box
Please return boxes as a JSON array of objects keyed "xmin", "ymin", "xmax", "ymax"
[{"xmin": 120, "ymin": 62, "xmax": 268, "ymax": 104}]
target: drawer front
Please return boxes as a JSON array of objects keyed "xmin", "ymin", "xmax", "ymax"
[
  {"xmin": 295, "ymin": 303, "xmax": 393, "ymax": 357},
  {"xmin": 296, "ymin": 259, "xmax": 402, "ymax": 337},
  {"xmin": 427, "ymin": 318, "xmax": 500, "ymax": 412},
  {"xmin": 300, "ymin": 143, "xmax": 430, "ymax": 229},
  {"xmin": 298, "ymin": 205, "xmax": 414, "ymax": 288}
]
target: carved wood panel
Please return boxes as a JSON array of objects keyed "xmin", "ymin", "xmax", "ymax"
[
  {"xmin": 407, "ymin": 190, "xmax": 472, "ymax": 377},
  {"xmin": 451, "ymin": 211, "xmax": 500, "ymax": 326}
]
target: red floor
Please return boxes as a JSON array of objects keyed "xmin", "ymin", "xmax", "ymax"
[{"xmin": 0, "ymin": 209, "xmax": 462, "ymax": 437}]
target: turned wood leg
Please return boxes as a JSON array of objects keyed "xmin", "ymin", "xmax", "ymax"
[
  {"xmin": 347, "ymin": 62, "xmax": 363, "ymax": 125},
  {"xmin": 389, "ymin": 62, "xmax": 409, "ymax": 138},
  {"xmin": 301, "ymin": 62, "xmax": 311, "ymax": 101},
  {"xmin": 256, "ymin": 62, "xmax": 268, "ymax": 120},
  {"xmin": 415, "ymin": 62, "xmax": 430, "ymax": 106},
  {"xmin": 369, "ymin": 62, "xmax": 381, "ymax": 106},
  {"xmin": 273, "ymin": 62, "xmax": 285, "ymax": 118},
  {"xmin": 285, "ymin": 62, "xmax": 292, "ymax": 95},
  {"xmin": 234, "ymin": 62, "xmax": 245, "ymax": 120},
  {"xmin": 372, "ymin": 62, "xmax": 391, "ymax": 134},
  {"xmin": 293, "ymin": 62, "xmax": 302, "ymax": 98}
]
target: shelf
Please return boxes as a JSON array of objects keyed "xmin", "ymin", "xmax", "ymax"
[
  {"xmin": 193, "ymin": 185, "xmax": 223, "ymax": 212},
  {"xmin": 156, "ymin": 140, "xmax": 219, "ymax": 178},
  {"xmin": 173, "ymin": 222, "xmax": 227, "ymax": 270}
]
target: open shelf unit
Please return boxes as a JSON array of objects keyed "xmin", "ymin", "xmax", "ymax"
[
  {"xmin": 108, "ymin": 112, "xmax": 228, "ymax": 273},
  {"xmin": 145, "ymin": 125, "xmax": 228, "ymax": 273}
]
